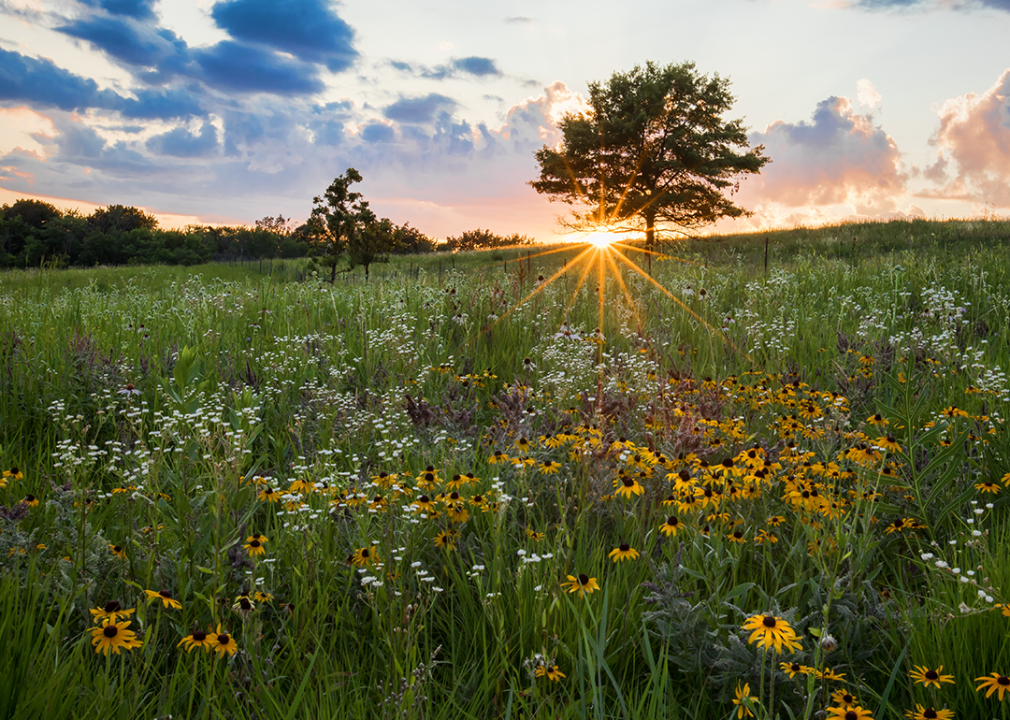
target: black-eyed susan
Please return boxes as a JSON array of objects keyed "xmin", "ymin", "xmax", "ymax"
[
  {"xmin": 975, "ymin": 480, "xmax": 1000, "ymax": 494},
  {"xmin": 826, "ymin": 706, "xmax": 873, "ymax": 720},
  {"xmin": 608, "ymin": 543, "xmax": 639, "ymax": 562},
  {"xmin": 732, "ymin": 682, "xmax": 758, "ymax": 719},
  {"xmin": 562, "ymin": 574, "xmax": 599, "ymax": 597},
  {"xmin": 90, "ymin": 601, "xmax": 135, "ymax": 623},
  {"xmin": 526, "ymin": 529, "xmax": 545, "ymax": 542},
  {"xmin": 831, "ymin": 690, "xmax": 859, "ymax": 709},
  {"xmin": 818, "ymin": 668, "xmax": 847, "ymax": 682},
  {"xmin": 613, "ymin": 474, "xmax": 644, "ymax": 499},
  {"xmin": 975, "ymin": 672, "xmax": 1010, "ymax": 700},
  {"xmin": 535, "ymin": 663, "xmax": 565, "ymax": 681},
  {"xmin": 258, "ymin": 486, "xmax": 279, "ymax": 502},
  {"xmin": 905, "ymin": 706, "xmax": 953, "ymax": 720},
  {"xmin": 434, "ymin": 530, "xmax": 456, "ymax": 550},
  {"xmin": 23, "ymin": 494, "xmax": 39, "ymax": 508},
  {"xmin": 3, "ymin": 466, "xmax": 23, "ymax": 480},
  {"xmin": 232, "ymin": 594, "xmax": 255, "ymax": 616},
  {"xmin": 244, "ymin": 538, "xmax": 266, "ymax": 556},
  {"xmin": 741, "ymin": 614, "xmax": 802, "ymax": 653},
  {"xmin": 876, "ymin": 435, "xmax": 902, "ymax": 453},
  {"xmin": 412, "ymin": 495, "xmax": 436, "ymax": 514},
  {"xmin": 866, "ymin": 413, "xmax": 888, "ymax": 427},
  {"xmin": 178, "ymin": 628, "xmax": 212, "ymax": 652},
  {"xmin": 209, "ymin": 623, "xmax": 238, "ymax": 657},
  {"xmin": 540, "ymin": 460, "xmax": 561, "ymax": 475},
  {"xmin": 659, "ymin": 516, "xmax": 681, "ymax": 537},
  {"xmin": 109, "ymin": 544, "xmax": 127, "ymax": 559},
  {"xmin": 246, "ymin": 533, "xmax": 269, "ymax": 545},
  {"xmin": 727, "ymin": 529, "xmax": 747, "ymax": 544},
  {"xmin": 349, "ymin": 546, "xmax": 380, "ymax": 567},
  {"xmin": 911, "ymin": 666, "xmax": 954, "ymax": 689},
  {"xmin": 780, "ymin": 661, "xmax": 813, "ymax": 678},
  {"xmin": 144, "ymin": 589, "xmax": 182, "ymax": 609},
  {"xmin": 90, "ymin": 618, "xmax": 143, "ymax": 655}
]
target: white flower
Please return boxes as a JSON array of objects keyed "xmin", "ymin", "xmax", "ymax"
[
  {"xmin": 921, "ymin": 553, "xmax": 934, "ymax": 561},
  {"xmin": 935, "ymin": 560, "xmax": 949, "ymax": 569}
]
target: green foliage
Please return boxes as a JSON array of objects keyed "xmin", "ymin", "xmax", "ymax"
[
  {"xmin": 530, "ymin": 60, "xmax": 769, "ymax": 246},
  {"xmin": 442, "ymin": 228, "xmax": 536, "ymax": 252}
]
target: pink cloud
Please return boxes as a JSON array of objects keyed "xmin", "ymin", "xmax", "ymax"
[
  {"xmin": 921, "ymin": 69, "xmax": 1010, "ymax": 206},
  {"xmin": 742, "ymin": 96, "xmax": 907, "ymax": 215}
]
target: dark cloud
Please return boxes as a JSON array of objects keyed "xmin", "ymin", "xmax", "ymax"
[
  {"xmin": 193, "ymin": 41, "xmax": 324, "ymax": 95},
  {"xmin": 360, "ymin": 121, "xmax": 395, "ymax": 143},
  {"xmin": 146, "ymin": 122, "xmax": 219, "ymax": 157},
  {"xmin": 57, "ymin": 16, "xmax": 190, "ymax": 74},
  {"xmin": 383, "ymin": 93, "xmax": 458, "ymax": 124},
  {"xmin": 392, "ymin": 56, "xmax": 503, "ymax": 80},
  {"xmin": 211, "ymin": 0, "xmax": 357, "ymax": 72},
  {"xmin": 853, "ymin": 0, "xmax": 1010, "ymax": 10},
  {"xmin": 78, "ymin": 0, "xmax": 158, "ymax": 21},
  {"xmin": 0, "ymin": 47, "xmax": 113, "ymax": 112},
  {"xmin": 119, "ymin": 87, "xmax": 204, "ymax": 119}
]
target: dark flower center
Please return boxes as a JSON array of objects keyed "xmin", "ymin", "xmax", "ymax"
[
  {"xmin": 103, "ymin": 625, "xmax": 118, "ymax": 638},
  {"xmin": 250, "ymin": 540, "xmax": 261, "ymax": 548},
  {"xmin": 424, "ymin": 473, "xmax": 434, "ymax": 482},
  {"xmin": 426, "ymin": 465, "xmax": 435, "ymax": 472},
  {"xmin": 619, "ymin": 543, "xmax": 630, "ymax": 551},
  {"xmin": 192, "ymin": 631, "xmax": 206, "ymax": 641},
  {"xmin": 733, "ymin": 531, "xmax": 743, "ymax": 539},
  {"xmin": 1000, "ymin": 676, "xmax": 1010, "ymax": 686},
  {"xmin": 25, "ymin": 495, "xmax": 35, "ymax": 502},
  {"xmin": 790, "ymin": 663, "xmax": 800, "ymax": 672},
  {"xmin": 113, "ymin": 545, "xmax": 122, "ymax": 552},
  {"xmin": 361, "ymin": 548, "xmax": 370, "ymax": 558},
  {"xmin": 218, "ymin": 634, "xmax": 230, "ymax": 644},
  {"xmin": 622, "ymin": 477, "xmax": 634, "ymax": 487},
  {"xmin": 419, "ymin": 495, "xmax": 430, "ymax": 503},
  {"xmin": 762, "ymin": 616, "xmax": 777, "ymax": 628},
  {"xmin": 104, "ymin": 601, "xmax": 121, "ymax": 612},
  {"xmin": 925, "ymin": 670, "xmax": 938, "ymax": 680},
  {"xmin": 845, "ymin": 712, "xmax": 857, "ymax": 720},
  {"xmin": 667, "ymin": 516, "xmax": 678, "ymax": 526},
  {"xmin": 842, "ymin": 694, "xmax": 853, "ymax": 704},
  {"xmin": 923, "ymin": 710, "xmax": 937, "ymax": 719},
  {"xmin": 578, "ymin": 574, "xmax": 590, "ymax": 585},
  {"xmin": 450, "ymin": 492, "xmax": 460, "ymax": 500},
  {"xmin": 160, "ymin": 590, "xmax": 172, "ymax": 598},
  {"xmin": 239, "ymin": 598, "xmax": 252, "ymax": 610}
]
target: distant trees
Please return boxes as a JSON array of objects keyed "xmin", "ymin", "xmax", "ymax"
[{"xmin": 440, "ymin": 228, "xmax": 535, "ymax": 252}]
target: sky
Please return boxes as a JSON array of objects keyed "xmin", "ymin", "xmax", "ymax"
[{"xmin": 1, "ymin": 0, "xmax": 1009, "ymax": 240}]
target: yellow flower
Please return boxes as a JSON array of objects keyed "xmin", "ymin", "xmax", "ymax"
[
  {"xmin": 905, "ymin": 705, "xmax": 953, "ymax": 720},
  {"xmin": 826, "ymin": 706, "xmax": 873, "ymax": 720},
  {"xmin": 613, "ymin": 474, "xmax": 644, "ymax": 499},
  {"xmin": 209, "ymin": 623, "xmax": 238, "ymax": 657},
  {"xmin": 257, "ymin": 486, "xmax": 279, "ymax": 502},
  {"xmin": 741, "ymin": 614, "xmax": 803, "ymax": 653},
  {"xmin": 608, "ymin": 543, "xmax": 639, "ymax": 562},
  {"xmin": 89, "ymin": 601, "xmax": 135, "ymax": 623},
  {"xmin": 244, "ymin": 538, "xmax": 266, "ymax": 556},
  {"xmin": 975, "ymin": 672, "xmax": 1010, "ymax": 700},
  {"xmin": 144, "ymin": 589, "xmax": 182, "ymax": 609},
  {"xmin": 562, "ymin": 574, "xmax": 599, "ymax": 597},
  {"xmin": 178, "ymin": 628, "xmax": 213, "ymax": 653},
  {"xmin": 831, "ymin": 689, "xmax": 859, "ymax": 709},
  {"xmin": 109, "ymin": 544, "xmax": 127, "ymax": 559},
  {"xmin": 434, "ymin": 530, "xmax": 456, "ymax": 550},
  {"xmin": 780, "ymin": 661, "xmax": 814, "ymax": 678},
  {"xmin": 90, "ymin": 618, "xmax": 143, "ymax": 655},
  {"xmin": 911, "ymin": 666, "xmax": 954, "ymax": 689},
  {"xmin": 535, "ymin": 664, "xmax": 565, "ymax": 681},
  {"xmin": 732, "ymin": 682, "xmax": 758, "ymax": 719},
  {"xmin": 818, "ymin": 668, "xmax": 847, "ymax": 682},
  {"xmin": 348, "ymin": 546, "xmax": 380, "ymax": 567},
  {"xmin": 659, "ymin": 516, "xmax": 681, "ymax": 537}
]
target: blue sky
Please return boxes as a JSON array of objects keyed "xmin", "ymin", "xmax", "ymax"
[{"xmin": 1, "ymin": 0, "xmax": 1009, "ymax": 238}]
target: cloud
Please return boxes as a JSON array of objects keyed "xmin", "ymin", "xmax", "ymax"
[
  {"xmin": 742, "ymin": 95, "xmax": 907, "ymax": 215},
  {"xmin": 504, "ymin": 16, "xmax": 532, "ymax": 23},
  {"xmin": 392, "ymin": 56, "xmax": 503, "ymax": 80},
  {"xmin": 921, "ymin": 69, "xmax": 1010, "ymax": 205},
  {"xmin": 0, "ymin": 47, "xmax": 114, "ymax": 112},
  {"xmin": 192, "ymin": 41, "xmax": 324, "ymax": 95},
  {"xmin": 857, "ymin": 79, "xmax": 881, "ymax": 109},
  {"xmin": 57, "ymin": 15, "xmax": 190, "ymax": 74},
  {"xmin": 78, "ymin": 0, "xmax": 157, "ymax": 21},
  {"xmin": 360, "ymin": 121, "xmax": 394, "ymax": 143},
  {"xmin": 146, "ymin": 122, "xmax": 219, "ymax": 157},
  {"xmin": 850, "ymin": 0, "xmax": 1010, "ymax": 11},
  {"xmin": 383, "ymin": 93, "xmax": 458, "ymax": 124},
  {"xmin": 210, "ymin": 0, "xmax": 357, "ymax": 72}
]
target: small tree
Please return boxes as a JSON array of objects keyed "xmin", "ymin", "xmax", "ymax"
[
  {"xmin": 87, "ymin": 205, "xmax": 159, "ymax": 234},
  {"xmin": 530, "ymin": 61, "xmax": 768, "ymax": 249},
  {"xmin": 309, "ymin": 168, "xmax": 375, "ymax": 283}
]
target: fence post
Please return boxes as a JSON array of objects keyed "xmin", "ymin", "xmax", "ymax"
[{"xmin": 764, "ymin": 237, "xmax": 769, "ymax": 274}]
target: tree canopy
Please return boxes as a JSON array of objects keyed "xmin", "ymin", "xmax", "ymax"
[{"xmin": 529, "ymin": 60, "xmax": 769, "ymax": 248}]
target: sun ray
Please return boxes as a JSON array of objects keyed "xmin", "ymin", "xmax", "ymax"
[
  {"xmin": 609, "ymin": 241, "xmax": 704, "ymax": 267},
  {"xmin": 602, "ymin": 249, "xmax": 642, "ymax": 332},
  {"xmin": 484, "ymin": 246, "xmax": 594, "ymax": 334},
  {"xmin": 608, "ymin": 246, "xmax": 750, "ymax": 361},
  {"xmin": 562, "ymin": 247, "xmax": 596, "ymax": 320}
]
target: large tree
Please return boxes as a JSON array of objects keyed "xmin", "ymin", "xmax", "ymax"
[
  {"xmin": 530, "ymin": 61, "xmax": 769, "ymax": 249},
  {"xmin": 308, "ymin": 168, "xmax": 375, "ymax": 283}
]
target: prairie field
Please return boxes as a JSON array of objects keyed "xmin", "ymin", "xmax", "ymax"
[{"xmin": 4, "ymin": 218, "xmax": 1010, "ymax": 720}]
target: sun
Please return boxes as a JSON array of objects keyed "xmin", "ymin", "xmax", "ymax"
[{"xmin": 576, "ymin": 229, "xmax": 618, "ymax": 248}]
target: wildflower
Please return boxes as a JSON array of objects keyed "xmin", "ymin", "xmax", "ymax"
[
  {"xmin": 90, "ymin": 618, "xmax": 143, "ymax": 655},
  {"xmin": 866, "ymin": 414, "xmax": 888, "ymax": 427},
  {"xmin": 246, "ymin": 533, "xmax": 268, "ymax": 545},
  {"xmin": 780, "ymin": 661, "xmax": 813, "ymax": 678},
  {"xmin": 976, "ymin": 673, "xmax": 1010, "ymax": 700},
  {"xmin": 742, "ymin": 614, "xmax": 803, "ymax": 653},
  {"xmin": 754, "ymin": 529, "xmax": 778, "ymax": 545},
  {"xmin": 412, "ymin": 495, "xmax": 436, "ymax": 514},
  {"xmin": 3, "ymin": 466, "xmax": 23, "ymax": 480},
  {"xmin": 109, "ymin": 544, "xmax": 127, "ymax": 559},
  {"xmin": 832, "ymin": 690, "xmax": 859, "ymax": 708},
  {"xmin": 613, "ymin": 474, "xmax": 644, "ymax": 499},
  {"xmin": 818, "ymin": 668, "xmax": 847, "ymax": 681},
  {"xmin": 826, "ymin": 706, "xmax": 873, "ymax": 720},
  {"xmin": 90, "ymin": 601, "xmax": 135, "ymax": 623},
  {"xmin": 23, "ymin": 494, "xmax": 39, "ymax": 508},
  {"xmin": 144, "ymin": 589, "xmax": 182, "ymax": 609},
  {"xmin": 434, "ymin": 530, "xmax": 456, "ymax": 550},
  {"xmin": 232, "ymin": 594, "xmax": 255, "ymax": 616},
  {"xmin": 209, "ymin": 623, "xmax": 238, "ymax": 657},
  {"xmin": 905, "ymin": 706, "xmax": 953, "ymax": 720},
  {"xmin": 258, "ymin": 486, "xmax": 279, "ymax": 502},
  {"xmin": 178, "ymin": 628, "xmax": 213, "ymax": 652},
  {"xmin": 349, "ymin": 546, "xmax": 380, "ymax": 567},
  {"xmin": 975, "ymin": 481, "xmax": 1000, "ymax": 494},
  {"xmin": 540, "ymin": 460, "xmax": 561, "ymax": 475},
  {"xmin": 727, "ymin": 529, "xmax": 747, "ymax": 544},
  {"xmin": 535, "ymin": 664, "xmax": 565, "ymax": 681},
  {"xmin": 254, "ymin": 591, "xmax": 273, "ymax": 603},
  {"xmin": 526, "ymin": 529, "xmax": 544, "ymax": 541},
  {"xmin": 608, "ymin": 543, "xmax": 639, "ymax": 562},
  {"xmin": 911, "ymin": 666, "xmax": 954, "ymax": 689},
  {"xmin": 659, "ymin": 516, "xmax": 681, "ymax": 536},
  {"xmin": 876, "ymin": 435, "xmax": 902, "ymax": 453},
  {"xmin": 562, "ymin": 574, "xmax": 599, "ymax": 597},
  {"xmin": 244, "ymin": 538, "xmax": 266, "ymax": 556},
  {"xmin": 732, "ymin": 682, "xmax": 758, "ymax": 718}
]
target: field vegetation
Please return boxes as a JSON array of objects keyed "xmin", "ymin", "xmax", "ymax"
[{"xmin": 2, "ymin": 216, "xmax": 1010, "ymax": 719}]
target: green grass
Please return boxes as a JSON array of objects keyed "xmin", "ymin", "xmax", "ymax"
[{"xmin": 1, "ymin": 216, "xmax": 1010, "ymax": 719}]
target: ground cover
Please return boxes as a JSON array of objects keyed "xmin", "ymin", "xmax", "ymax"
[{"xmin": 2, "ymin": 218, "xmax": 1010, "ymax": 719}]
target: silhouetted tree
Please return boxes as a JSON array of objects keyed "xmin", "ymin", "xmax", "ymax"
[
  {"xmin": 87, "ymin": 205, "xmax": 159, "ymax": 234},
  {"xmin": 308, "ymin": 168, "xmax": 375, "ymax": 283},
  {"xmin": 530, "ymin": 61, "xmax": 768, "ymax": 249}
]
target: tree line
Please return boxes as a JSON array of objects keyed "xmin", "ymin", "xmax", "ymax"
[{"xmin": 0, "ymin": 196, "xmax": 534, "ymax": 270}]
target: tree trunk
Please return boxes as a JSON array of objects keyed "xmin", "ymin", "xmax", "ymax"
[
  {"xmin": 330, "ymin": 260, "xmax": 336, "ymax": 284},
  {"xmin": 644, "ymin": 210, "xmax": 656, "ymax": 252},
  {"xmin": 364, "ymin": 263, "xmax": 369, "ymax": 281}
]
